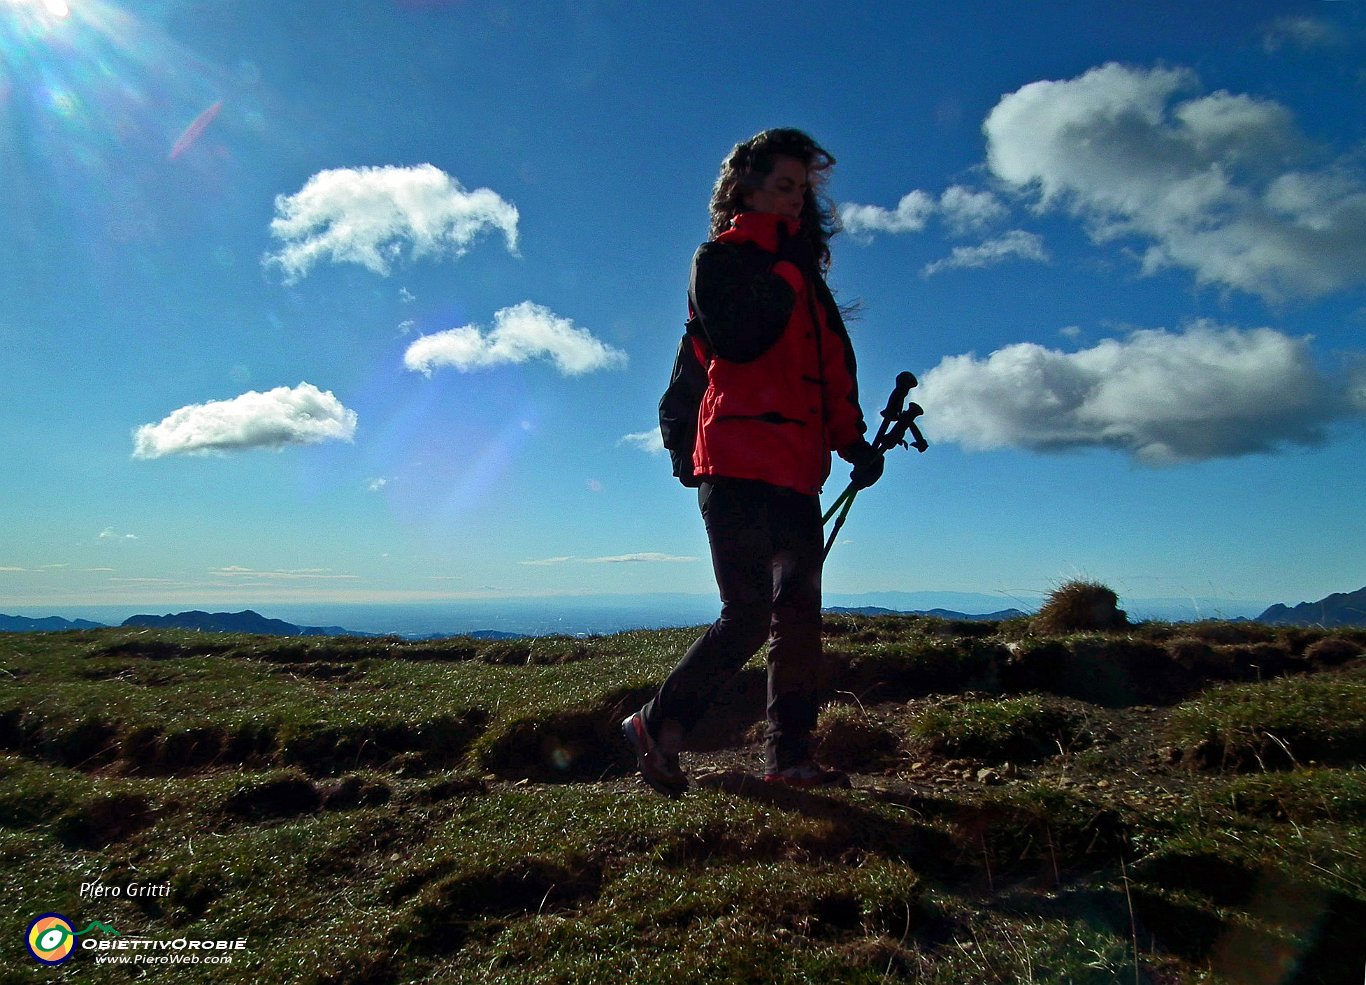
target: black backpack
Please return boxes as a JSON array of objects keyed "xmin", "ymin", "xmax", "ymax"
[{"xmin": 658, "ymin": 315, "xmax": 709, "ymax": 487}]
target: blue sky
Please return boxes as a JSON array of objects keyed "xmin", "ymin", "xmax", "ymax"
[{"xmin": 2, "ymin": 0, "xmax": 1364, "ymax": 617}]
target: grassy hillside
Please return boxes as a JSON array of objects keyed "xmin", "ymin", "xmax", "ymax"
[{"xmin": 2, "ymin": 615, "xmax": 1362, "ymax": 983}]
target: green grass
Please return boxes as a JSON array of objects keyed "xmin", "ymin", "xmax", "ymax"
[
  {"xmin": 1, "ymin": 618, "xmax": 1362, "ymax": 983},
  {"xmin": 1167, "ymin": 667, "xmax": 1366, "ymax": 769},
  {"xmin": 905, "ymin": 695, "xmax": 1097, "ymax": 763},
  {"xmin": 0, "ymin": 627, "xmax": 696, "ymax": 777}
]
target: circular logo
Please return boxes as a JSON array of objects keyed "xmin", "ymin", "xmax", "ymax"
[{"xmin": 26, "ymin": 913, "xmax": 76, "ymax": 965}]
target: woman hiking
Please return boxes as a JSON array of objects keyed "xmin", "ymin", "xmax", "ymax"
[{"xmin": 623, "ymin": 128, "xmax": 884, "ymax": 796}]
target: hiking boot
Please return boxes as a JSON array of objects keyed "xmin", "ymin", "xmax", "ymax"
[
  {"xmin": 622, "ymin": 712, "xmax": 688, "ymax": 797},
  {"xmin": 763, "ymin": 762, "xmax": 851, "ymax": 789}
]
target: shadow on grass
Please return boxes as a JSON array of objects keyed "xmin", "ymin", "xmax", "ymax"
[{"xmin": 694, "ymin": 770, "xmax": 961, "ymax": 875}]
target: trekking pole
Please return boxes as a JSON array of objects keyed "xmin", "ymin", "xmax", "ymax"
[
  {"xmin": 822, "ymin": 372, "xmax": 915, "ymax": 525},
  {"xmin": 823, "ymin": 373, "xmax": 926, "ymax": 559},
  {"xmin": 821, "ymin": 488, "xmax": 860, "ymax": 560}
]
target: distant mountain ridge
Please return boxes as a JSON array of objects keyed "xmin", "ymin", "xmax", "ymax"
[
  {"xmin": 3, "ymin": 587, "xmax": 1362, "ymax": 635},
  {"xmin": 0, "ymin": 609, "xmax": 521, "ymax": 640},
  {"xmin": 2, "ymin": 605, "xmax": 1026, "ymax": 637},
  {"xmin": 120, "ymin": 609, "xmax": 365, "ymax": 637},
  {"xmin": 0, "ymin": 614, "xmax": 106, "ymax": 633},
  {"xmin": 825, "ymin": 605, "xmax": 1027, "ymax": 622},
  {"xmin": 1256, "ymin": 586, "xmax": 1366, "ymax": 628}
]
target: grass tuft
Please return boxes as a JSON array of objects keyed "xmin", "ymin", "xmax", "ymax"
[
  {"xmin": 1033, "ymin": 579, "xmax": 1129, "ymax": 635},
  {"xmin": 907, "ymin": 695, "xmax": 1097, "ymax": 763},
  {"xmin": 813, "ymin": 703, "xmax": 900, "ymax": 770}
]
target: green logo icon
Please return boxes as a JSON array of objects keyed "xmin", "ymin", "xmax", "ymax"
[{"xmin": 25, "ymin": 913, "xmax": 120, "ymax": 965}]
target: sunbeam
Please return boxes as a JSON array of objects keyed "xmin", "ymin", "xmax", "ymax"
[{"xmin": 0, "ymin": 0, "xmax": 254, "ymax": 274}]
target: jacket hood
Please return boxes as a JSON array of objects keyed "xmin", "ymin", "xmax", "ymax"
[{"xmin": 719, "ymin": 211, "xmax": 801, "ymax": 252}]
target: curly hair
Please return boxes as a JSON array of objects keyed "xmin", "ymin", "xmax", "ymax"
[{"xmin": 709, "ymin": 128, "xmax": 839, "ymax": 272}]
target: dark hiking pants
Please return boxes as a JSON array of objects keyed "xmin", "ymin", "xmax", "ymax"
[{"xmin": 641, "ymin": 478, "xmax": 826, "ymax": 772}]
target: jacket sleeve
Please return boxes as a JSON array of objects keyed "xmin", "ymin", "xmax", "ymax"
[
  {"xmin": 688, "ymin": 242, "xmax": 803, "ymax": 363},
  {"xmin": 814, "ymin": 280, "xmax": 869, "ymax": 456}
]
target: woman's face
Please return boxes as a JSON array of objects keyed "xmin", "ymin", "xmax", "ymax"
[{"xmin": 743, "ymin": 155, "xmax": 809, "ymax": 221}]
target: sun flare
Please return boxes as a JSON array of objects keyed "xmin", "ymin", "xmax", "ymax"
[{"xmin": 2, "ymin": 0, "xmax": 70, "ymax": 20}]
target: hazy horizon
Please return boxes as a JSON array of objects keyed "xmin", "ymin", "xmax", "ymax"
[{"xmin": 2, "ymin": 584, "xmax": 1295, "ymax": 636}]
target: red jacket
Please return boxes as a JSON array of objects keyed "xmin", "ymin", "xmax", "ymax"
[{"xmin": 689, "ymin": 212, "xmax": 867, "ymax": 495}]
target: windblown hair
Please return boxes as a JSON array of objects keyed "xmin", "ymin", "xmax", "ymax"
[{"xmin": 709, "ymin": 128, "xmax": 839, "ymax": 272}]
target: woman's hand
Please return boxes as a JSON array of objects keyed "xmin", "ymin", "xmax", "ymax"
[{"xmin": 843, "ymin": 438, "xmax": 885, "ymax": 489}]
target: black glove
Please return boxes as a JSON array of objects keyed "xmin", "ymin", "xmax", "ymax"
[{"xmin": 844, "ymin": 438, "xmax": 884, "ymax": 490}]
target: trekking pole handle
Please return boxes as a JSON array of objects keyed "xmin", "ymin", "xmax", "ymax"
[
  {"xmin": 871, "ymin": 371, "xmax": 917, "ymax": 449},
  {"xmin": 883, "ymin": 402, "xmax": 929, "ymax": 454},
  {"xmin": 905, "ymin": 419, "xmax": 929, "ymax": 454},
  {"xmin": 881, "ymin": 371, "xmax": 917, "ymax": 422}
]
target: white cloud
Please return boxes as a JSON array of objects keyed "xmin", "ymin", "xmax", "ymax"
[
  {"xmin": 404, "ymin": 301, "xmax": 627, "ymax": 376},
  {"xmin": 939, "ymin": 186, "xmax": 1008, "ymax": 234},
  {"xmin": 209, "ymin": 566, "xmax": 359, "ymax": 581},
  {"xmin": 842, "ymin": 186, "xmax": 1024, "ymax": 273},
  {"xmin": 98, "ymin": 528, "xmax": 138, "ymax": 541},
  {"xmin": 264, "ymin": 164, "xmax": 519, "ymax": 282},
  {"xmin": 618, "ymin": 429, "xmax": 664, "ymax": 454},
  {"xmin": 841, "ymin": 185, "xmax": 1009, "ymax": 240},
  {"xmin": 586, "ymin": 553, "xmax": 695, "ymax": 564},
  {"xmin": 520, "ymin": 553, "xmax": 696, "ymax": 566},
  {"xmin": 132, "ymin": 383, "xmax": 358, "ymax": 458},
  {"xmin": 923, "ymin": 230, "xmax": 1048, "ymax": 276},
  {"xmin": 918, "ymin": 322, "xmax": 1360, "ymax": 465},
  {"xmin": 840, "ymin": 190, "xmax": 935, "ymax": 236},
  {"xmin": 983, "ymin": 62, "xmax": 1366, "ymax": 300},
  {"xmin": 1351, "ymin": 363, "xmax": 1366, "ymax": 412},
  {"xmin": 1261, "ymin": 15, "xmax": 1344, "ymax": 52}
]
